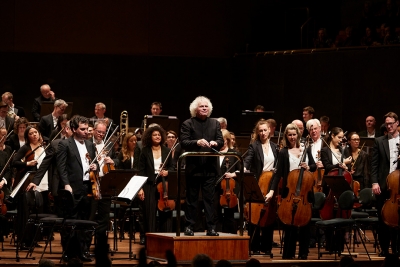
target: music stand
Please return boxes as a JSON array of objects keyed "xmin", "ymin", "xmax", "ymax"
[
  {"xmin": 100, "ymin": 170, "xmax": 143, "ymax": 260},
  {"xmin": 40, "ymin": 101, "xmax": 73, "ymax": 118},
  {"xmin": 143, "ymin": 115, "xmax": 180, "ymax": 134},
  {"xmin": 239, "ymin": 111, "xmax": 274, "ymax": 135},
  {"xmin": 243, "ymin": 172, "xmax": 274, "ymax": 257},
  {"xmin": 323, "ymin": 175, "xmax": 352, "ymax": 198}
]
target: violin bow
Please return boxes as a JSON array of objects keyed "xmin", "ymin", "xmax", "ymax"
[
  {"xmin": 0, "ymin": 130, "xmax": 13, "ymax": 144},
  {"xmin": 351, "ymin": 141, "xmax": 366, "ymax": 171},
  {"xmin": 88, "ymin": 126, "xmax": 119, "ymax": 166},
  {"xmin": 153, "ymin": 139, "xmax": 179, "ymax": 185},
  {"xmin": 321, "ymin": 137, "xmax": 345, "ymax": 165}
]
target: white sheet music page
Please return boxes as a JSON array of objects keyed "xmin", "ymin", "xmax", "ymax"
[{"xmin": 117, "ymin": 175, "xmax": 148, "ymax": 201}]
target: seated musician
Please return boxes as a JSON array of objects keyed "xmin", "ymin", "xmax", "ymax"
[
  {"xmin": 244, "ymin": 119, "xmax": 278, "ymax": 254},
  {"xmin": 89, "ymin": 102, "xmax": 114, "ymax": 138},
  {"xmin": 0, "ymin": 127, "xmax": 13, "ymax": 197},
  {"xmin": 215, "ymin": 129, "xmax": 240, "ymax": 234},
  {"xmin": 267, "ymin": 123, "xmax": 316, "ymax": 260}
]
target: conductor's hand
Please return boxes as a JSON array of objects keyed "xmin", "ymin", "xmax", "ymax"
[
  {"xmin": 26, "ymin": 182, "xmax": 37, "ymax": 191},
  {"xmin": 138, "ymin": 188, "xmax": 145, "ymax": 201},
  {"xmin": 209, "ymin": 141, "xmax": 218, "ymax": 147},
  {"xmin": 197, "ymin": 139, "xmax": 210, "ymax": 147},
  {"xmin": 65, "ymin": 185, "xmax": 73, "ymax": 193}
]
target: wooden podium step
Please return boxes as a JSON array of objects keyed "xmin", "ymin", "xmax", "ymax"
[{"xmin": 146, "ymin": 232, "xmax": 249, "ymax": 263}]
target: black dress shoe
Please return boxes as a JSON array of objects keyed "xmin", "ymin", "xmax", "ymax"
[
  {"xmin": 299, "ymin": 254, "xmax": 308, "ymax": 260},
  {"xmin": 262, "ymin": 250, "xmax": 271, "ymax": 255},
  {"xmin": 79, "ymin": 254, "xmax": 93, "ymax": 262},
  {"xmin": 206, "ymin": 229, "xmax": 219, "ymax": 236},
  {"xmin": 272, "ymin": 241, "xmax": 279, "ymax": 248},
  {"xmin": 184, "ymin": 227, "xmax": 194, "ymax": 236},
  {"xmin": 140, "ymin": 236, "xmax": 145, "ymax": 245}
]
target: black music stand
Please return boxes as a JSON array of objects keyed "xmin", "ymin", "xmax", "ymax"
[
  {"xmin": 239, "ymin": 111, "xmax": 274, "ymax": 135},
  {"xmin": 243, "ymin": 172, "xmax": 274, "ymax": 258},
  {"xmin": 323, "ymin": 175, "xmax": 352, "ymax": 198},
  {"xmin": 143, "ymin": 115, "xmax": 180, "ymax": 134},
  {"xmin": 100, "ymin": 170, "xmax": 139, "ymax": 260}
]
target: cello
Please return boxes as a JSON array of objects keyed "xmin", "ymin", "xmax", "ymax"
[
  {"xmin": 319, "ymin": 138, "xmax": 353, "ymax": 220},
  {"xmin": 381, "ymin": 170, "xmax": 400, "ymax": 228},
  {"xmin": 277, "ymin": 136, "xmax": 314, "ymax": 227}
]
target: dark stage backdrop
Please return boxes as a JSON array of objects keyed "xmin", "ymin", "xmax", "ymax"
[{"xmin": 1, "ymin": 46, "xmax": 400, "ymax": 138}]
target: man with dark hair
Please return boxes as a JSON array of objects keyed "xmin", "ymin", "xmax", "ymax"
[
  {"xmin": 253, "ymin": 105, "xmax": 264, "ymax": 112},
  {"xmin": 57, "ymin": 115, "xmax": 98, "ymax": 262},
  {"xmin": 151, "ymin": 102, "xmax": 162, "ymax": 115},
  {"xmin": 371, "ymin": 111, "xmax": 400, "ymax": 256},
  {"xmin": 302, "ymin": 106, "xmax": 314, "ymax": 137},
  {"xmin": 319, "ymin": 116, "xmax": 330, "ymax": 136}
]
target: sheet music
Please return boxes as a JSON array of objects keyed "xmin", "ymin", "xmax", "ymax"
[
  {"xmin": 10, "ymin": 172, "xmax": 32, "ymax": 198},
  {"xmin": 117, "ymin": 175, "xmax": 148, "ymax": 201}
]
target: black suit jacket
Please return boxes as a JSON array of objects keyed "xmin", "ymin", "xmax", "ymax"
[
  {"xmin": 57, "ymin": 137, "xmax": 98, "ymax": 195},
  {"xmin": 39, "ymin": 113, "xmax": 56, "ymax": 139},
  {"xmin": 0, "ymin": 145, "xmax": 14, "ymax": 195},
  {"xmin": 371, "ymin": 135, "xmax": 400, "ymax": 191},
  {"xmin": 32, "ymin": 95, "xmax": 56, "ymax": 122},
  {"xmin": 244, "ymin": 139, "xmax": 278, "ymax": 181},
  {"xmin": 357, "ymin": 130, "xmax": 381, "ymax": 138},
  {"xmin": 32, "ymin": 139, "xmax": 63, "ymax": 196},
  {"xmin": 180, "ymin": 117, "xmax": 224, "ymax": 175},
  {"xmin": 321, "ymin": 146, "xmax": 345, "ymax": 173},
  {"xmin": 138, "ymin": 145, "xmax": 173, "ymax": 184},
  {"xmin": 5, "ymin": 133, "xmax": 22, "ymax": 152},
  {"xmin": 117, "ymin": 146, "xmax": 140, "ymax": 170},
  {"xmin": 13, "ymin": 105, "xmax": 26, "ymax": 118},
  {"xmin": 1, "ymin": 116, "xmax": 15, "ymax": 134}
]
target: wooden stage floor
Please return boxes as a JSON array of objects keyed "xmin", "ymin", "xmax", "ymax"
[{"xmin": 0, "ymin": 230, "xmax": 386, "ymax": 267}]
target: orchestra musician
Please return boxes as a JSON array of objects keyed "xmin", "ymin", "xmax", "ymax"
[
  {"xmin": 344, "ymin": 132, "xmax": 370, "ymax": 190},
  {"xmin": 180, "ymin": 96, "xmax": 224, "ymax": 237},
  {"xmin": 38, "ymin": 99, "xmax": 68, "ymax": 139},
  {"xmin": 215, "ymin": 129, "xmax": 240, "ymax": 234},
  {"xmin": 12, "ymin": 126, "xmax": 46, "ymax": 249},
  {"xmin": 31, "ymin": 84, "xmax": 57, "ymax": 122},
  {"xmin": 138, "ymin": 125, "xmax": 174, "ymax": 240},
  {"xmin": 116, "ymin": 132, "xmax": 145, "ymax": 244},
  {"xmin": 89, "ymin": 103, "xmax": 114, "ymax": 138},
  {"xmin": 5, "ymin": 117, "xmax": 29, "ymax": 152},
  {"xmin": 0, "ymin": 128, "xmax": 13, "ymax": 197},
  {"xmin": 268, "ymin": 123, "xmax": 316, "ymax": 260},
  {"xmin": 371, "ymin": 112, "xmax": 400, "ymax": 257},
  {"xmin": 243, "ymin": 119, "xmax": 278, "ymax": 254},
  {"xmin": 165, "ymin": 130, "xmax": 184, "ymax": 169},
  {"xmin": 0, "ymin": 101, "xmax": 15, "ymax": 134},
  {"xmin": 2, "ymin": 92, "xmax": 25, "ymax": 120},
  {"xmin": 56, "ymin": 115, "xmax": 98, "ymax": 262},
  {"xmin": 49, "ymin": 114, "xmax": 69, "ymax": 141}
]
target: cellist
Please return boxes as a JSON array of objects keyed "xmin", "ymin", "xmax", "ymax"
[
  {"xmin": 267, "ymin": 123, "xmax": 316, "ymax": 260},
  {"xmin": 244, "ymin": 119, "xmax": 278, "ymax": 254},
  {"xmin": 371, "ymin": 112, "xmax": 400, "ymax": 257}
]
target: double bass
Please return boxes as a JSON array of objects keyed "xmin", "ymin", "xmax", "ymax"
[
  {"xmin": 277, "ymin": 137, "xmax": 314, "ymax": 227},
  {"xmin": 319, "ymin": 139, "xmax": 353, "ymax": 220}
]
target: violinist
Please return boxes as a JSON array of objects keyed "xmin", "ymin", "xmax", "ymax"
[
  {"xmin": 57, "ymin": 115, "xmax": 98, "ymax": 262},
  {"xmin": 88, "ymin": 120, "xmax": 119, "ymax": 251},
  {"xmin": 0, "ymin": 128, "xmax": 13, "ymax": 197},
  {"xmin": 268, "ymin": 123, "xmax": 316, "ymax": 260},
  {"xmin": 5, "ymin": 117, "xmax": 29, "ymax": 152},
  {"xmin": 138, "ymin": 125, "xmax": 174, "ymax": 241},
  {"xmin": 215, "ymin": 129, "xmax": 240, "ymax": 234},
  {"xmin": 165, "ymin": 130, "xmax": 184, "ymax": 169},
  {"xmin": 11, "ymin": 126, "xmax": 46, "ymax": 249},
  {"xmin": 243, "ymin": 119, "xmax": 278, "ymax": 254},
  {"xmin": 344, "ymin": 132, "xmax": 370, "ymax": 190},
  {"xmin": 371, "ymin": 112, "xmax": 400, "ymax": 257},
  {"xmin": 48, "ymin": 114, "xmax": 69, "ymax": 141}
]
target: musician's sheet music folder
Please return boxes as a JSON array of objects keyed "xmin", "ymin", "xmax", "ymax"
[{"xmin": 115, "ymin": 175, "xmax": 148, "ymax": 204}]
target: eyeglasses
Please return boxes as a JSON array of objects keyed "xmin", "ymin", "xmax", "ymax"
[
  {"xmin": 95, "ymin": 130, "xmax": 106, "ymax": 135},
  {"xmin": 385, "ymin": 121, "xmax": 397, "ymax": 127},
  {"xmin": 351, "ymin": 138, "xmax": 360, "ymax": 141},
  {"xmin": 167, "ymin": 136, "xmax": 176, "ymax": 139}
]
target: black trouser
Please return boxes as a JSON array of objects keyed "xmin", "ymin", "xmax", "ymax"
[
  {"xmin": 185, "ymin": 174, "xmax": 216, "ymax": 231},
  {"xmin": 89, "ymin": 197, "xmax": 110, "ymax": 249},
  {"xmin": 376, "ymin": 192, "xmax": 399, "ymax": 254},
  {"xmin": 282, "ymin": 223, "xmax": 310, "ymax": 259}
]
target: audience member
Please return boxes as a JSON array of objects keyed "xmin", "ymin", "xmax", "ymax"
[
  {"xmin": 339, "ymin": 255, "xmax": 354, "ymax": 267},
  {"xmin": 38, "ymin": 258, "xmax": 55, "ymax": 267},
  {"xmin": 314, "ymin": 28, "xmax": 333, "ymax": 48},
  {"xmin": 380, "ymin": 253, "xmax": 400, "ymax": 267},
  {"xmin": 215, "ymin": 259, "xmax": 232, "ymax": 267},
  {"xmin": 66, "ymin": 258, "xmax": 83, "ymax": 267},
  {"xmin": 245, "ymin": 258, "xmax": 261, "ymax": 267},
  {"xmin": 191, "ymin": 254, "xmax": 213, "ymax": 267},
  {"xmin": 360, "ymin": 26, "xmax": 378, "ymax": 46}
]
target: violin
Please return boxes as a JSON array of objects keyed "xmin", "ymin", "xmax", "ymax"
[
  {"xmin": 0, "ymin": 190, "xmax": 6, "ymax": 215},
  {"xmin": 219, "ymin": 157, "xmax": 238, "ymax": 209},
  {"xmin": 319, "ymin": 139, "xmax": 353, "ymax": 220},
  {"xmin": 157, "ymin": 173, "xmax": 175, "ymax": 212},
  {"xmin": 350, "ymin": 142, "xmax": 366, "ymax": 200},
  {"xmin": 156, "ymin": 141, "xmax": 178, "ymax": 212},
  {"xmin": 86, "ymin": 153, "xmax": 101, "ymax": 200},
  {"xmin": 313, "ymin": 150, "xmax": 325, "ymax": 193},
  {"xmin": 277, "ymin": 137, "xmax": 314, "ymax": 227}
]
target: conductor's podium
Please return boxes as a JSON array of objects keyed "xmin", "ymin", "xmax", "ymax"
[{"xmin": 146, "ymin": 232, "xmax": 249, "ymax": 263}]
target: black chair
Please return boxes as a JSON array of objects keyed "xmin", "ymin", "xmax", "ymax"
[
  {"xmin": 37, "ymin": 190, "xmax": 98, "ymax": 262},
  {"xmin": 315, "ymin": 190, "xmax": 365, "ymax": 260},
  {"xmin": 353, "ymin": 188, "xmax": 379, "ymax": 254},
  {"xmin": 310, "ymin": 192, "xmax": 326, "ymax": 248}
]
